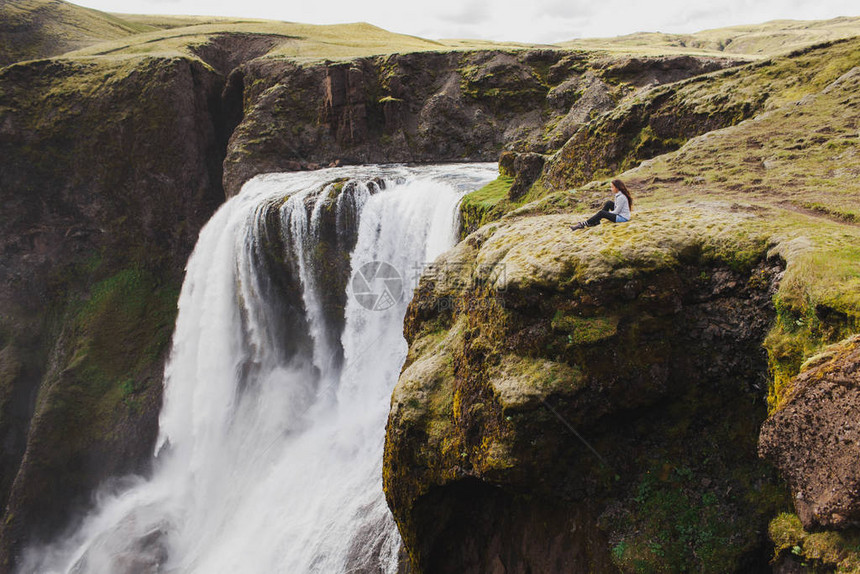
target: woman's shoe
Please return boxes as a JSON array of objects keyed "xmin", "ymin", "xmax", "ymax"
[{"xmin": 570, "ymin": 221, "xmax": 588, "ymax": 230}]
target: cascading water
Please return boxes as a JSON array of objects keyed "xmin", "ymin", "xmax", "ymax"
[{"xmin": 19, "ymin": 163, "xmax": 497, "ymax": 574}]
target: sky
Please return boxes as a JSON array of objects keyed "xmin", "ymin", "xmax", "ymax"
[{"xmin": 70, "ymin": 0, "xmax": 859, "ymax": 44}]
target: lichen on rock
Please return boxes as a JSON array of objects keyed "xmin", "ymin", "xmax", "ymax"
[
  {"xmin": 760, "ymin": 335, "xmax": 860, "ymax": 530},
  {"xmin": 385, "ymin": 204, "xmax": 789, "ymax": 572},
  {"xmin": 0, "ymin": 52, "xmax": 227, "ymax": 568}
]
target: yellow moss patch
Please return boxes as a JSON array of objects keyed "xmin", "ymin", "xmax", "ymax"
[
  {"xmin": 488, "ymin": 354, "xmax": 583, "ymax": 410},
  {"xmin": 770, "ymin": 513, "xmax": 860, "ymax": 571},
  {"xmin": 552, "ymin": 313, "xmax": 620, "ymax": 344},
  {"xmin": 390, "ymin": 328, "xmax": 458, "ymax": 425},
  {"xmin": 466, "ymin": 205, "xmax": 771, "ymax": 293}
]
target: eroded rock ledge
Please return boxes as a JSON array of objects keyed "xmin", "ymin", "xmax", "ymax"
[
  {"xmin": 384, "ymin": 210, "xmax": 789, "ymax": 572},
  {"xmin": 222, "ymin": 51, "xmax": 741, "ymax": 195},
  {"xmin": 0, "ymin": 55, "xmax": 227, "ymax": 569},
  {"xmin": 760, "ymin": 336, "xmax": 860, "ymax": 530}
]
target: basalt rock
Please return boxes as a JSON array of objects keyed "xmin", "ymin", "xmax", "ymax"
[
  {"xmin": 222, "ymin": 51, "xmax": 743, "ymax": 196},
  {"xmin": 0, "ymin": 55, "xmax": 227, "ymax": 571},
  {"xmin": 385, "ymin": 210, "xmax": 789, "ymax": 573},
  {"xmin": 759, "ymin": 335, "xmax": 860, "ymax": 530},
  {"xmin": 504, "ymin": 152, "xmax": 545, "ymax": 200}
]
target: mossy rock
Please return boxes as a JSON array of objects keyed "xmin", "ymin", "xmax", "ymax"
[{"xmin": 386, "ymin": 38, "xmax": 860, "ymax": 574}]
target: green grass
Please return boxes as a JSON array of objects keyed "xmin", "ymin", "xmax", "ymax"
[
  {"xmin": 36, "ymin": 267, "xmax": 178, "ymax": 440},
  {"xmin": 59, "ymin": 19, "xmax": 541, "ymax": 64},
  {"xmin": 586, "ymin": 41, "xmax": 860, "ymax": 409},
  {"xmin": 7, "ymin": 1, "xmax": 858, "ymax": 69},
  {"xmin": 560, "ymin": 16, "xmax": 860, "ymax": 58},
  {"xmin": 0, "ymin": 0, "xmax": 157, "ymax": 66},
  {"xmin": 459, "ymin": 176, "xmax": 515, "ymax": 238},
  {"xmin": 106, "ymin": 13, "xmax": 241, "ymax": 30}
]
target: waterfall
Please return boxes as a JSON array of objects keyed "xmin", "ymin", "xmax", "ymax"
[{"xmin": 18, "ymin": 163, "xmax": 497, "ymax": 574}]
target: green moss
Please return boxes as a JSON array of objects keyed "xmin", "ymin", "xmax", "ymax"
[
  {"xmin": 631, "ymin": 125, "xmax": 687, "ymax": 161},
  {"xmin": 769, "ymin": 513, "xmax": 860, "ymax": 571},
  {"xmin": 462, "ymin": 176, "xmax": 513, "ymax": 210},
  {"xmin": 488, "ymin": 354, "xmax": 583, "ymax": 410},
  {"xmin": 39, "ymin": 267, "xmax": 178, "ymax": 444},
  {"xmin": 763, "ymin": 244, "xmax": 860, "ymax": 410},
  {"xmin": 611, "ymin": 463, "xmax": 783, "ymax": 573},
  {"xmin": 458, "ymin": 176, "xmax": 515, "ymax": 238},
  {"xmin": 606, "ymin": 386, "xmax": 791, "ymax": 574},
  {"xmin": 551, "ymin": 312, "xmax": 619, "ymax": 345}
]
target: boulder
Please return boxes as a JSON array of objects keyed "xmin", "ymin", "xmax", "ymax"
[{"xmin": 759, "ymin": 336, "xmax": 860, "ymax": 529}]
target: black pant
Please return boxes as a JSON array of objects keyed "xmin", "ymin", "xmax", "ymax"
[{"xmin": 586, "ymin": 201, "xmax": 618, "ymax": 226}]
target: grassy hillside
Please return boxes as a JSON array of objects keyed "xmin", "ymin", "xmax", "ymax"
[
  {"xmin": 61, "ymin": 20, "xmax": 447, "ymax": 61},
  {"xmin": 413, "ymin": 37, "xmax": 860, "ymax": 574},
  {"xmin": 0, "ymin": 0, "xmax": 537, "ymax": 68},
  {"xmin": 528, "ymin": 38, "xmax": 860, "ymax": 198},
  {"xmin": 5, "ymin": 0, "xmax": 857, "ymax": 68},
  {"xmin": 561, "ymin": 16, "xmax": 860, "ymax": 57},
  {"xmin": 0, "ymin": 0, "xmax": 155, "ymax": 66},
  {"xmin": 107, "ymin": 13, "xmax": 240, "ymax": 30},
  {"xmin": 502, "ymin": 38, "xmax": 860, "ymax": 413},
  {"xmin": 61, "ymin": 19, "xmax": 552, "ymax": 63}
]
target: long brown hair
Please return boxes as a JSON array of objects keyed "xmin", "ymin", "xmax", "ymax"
[{"xmin": 612, "ymin": 179, "xmax": 632, "ymax": 209}]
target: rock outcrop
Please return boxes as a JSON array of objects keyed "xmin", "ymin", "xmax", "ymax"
[
  {"xmin": 499, "ymin": 150, "xmax": 545, "ymax": 200},
  {"xmin": 759, "ymin": 336, "xmax": 860, "ymax": 530},
  {"xmin": 536, "ymin": 39, "xmax": 860, "ymax": 195},
  {"xmin": 0, "ymin": 55, "xmax": 228, "ymax": 570},
  {"xmin": 222, "ymin": 51, "xmax": 740, "ymax": 195},
  {"xmin": 385, "ymin": 208, "xmax": 789, "ymax": 572},
  {"xmin": 422, "ymin": 36, "xmax": 860, "ymax": 572}
]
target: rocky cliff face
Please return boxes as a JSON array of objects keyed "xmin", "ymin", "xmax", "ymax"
[
  {"xmin": 386, "ymin": 38, "xmax": 860, "ymax": 573},
  {"xmin": 0, "ymin": 55, "xmax": 229, "ymax": 569},
  {"xmin": 222, "ymin": 51, "xmax": 740, "ymax": 195},
  {"xmin": 384, "ymin": 210, "xmax": 789, "ymax": 572},
  {"xmin": 760, "ymin": 336, "xmax": 860, "ymax": 529},
  {"xmin": 0, "ymin": 38, "xmax": 744, "ymax": 570}
]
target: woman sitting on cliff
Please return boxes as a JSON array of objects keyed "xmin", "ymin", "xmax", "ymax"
[{"xmin": 571, "ymin": 179, "xmax": 632, "ymax": 230}]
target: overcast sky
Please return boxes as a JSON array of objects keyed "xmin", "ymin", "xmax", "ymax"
[{"xmin": 70, "ymin": 0, "xmax": 859, "ymax": 44}]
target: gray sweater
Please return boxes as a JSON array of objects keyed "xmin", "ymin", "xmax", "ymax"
[{"xmin": 610, "ymin": 192, "xmax": 631, "ymax": 220}]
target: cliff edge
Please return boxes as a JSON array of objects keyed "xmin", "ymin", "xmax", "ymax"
[{"xmin": 385, "ymin": 38, "xmax": 860, "ymax": 573}]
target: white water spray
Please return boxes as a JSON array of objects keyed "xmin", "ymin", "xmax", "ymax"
[{"xmin": 19, "ymin": 164, "xmax": 496, "ymax": 574}]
